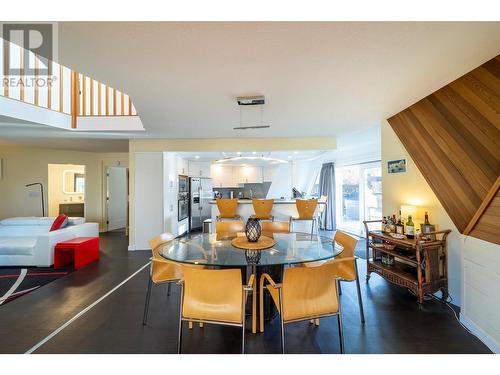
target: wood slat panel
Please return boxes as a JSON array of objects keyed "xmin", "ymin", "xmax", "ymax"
[
  {"xmin": 470, "ymin": 193, "xmax": 500, "ymax": 245},
  {"xmin": 388, "ymin": 55, "xmax": 500, "ymax": 242}
]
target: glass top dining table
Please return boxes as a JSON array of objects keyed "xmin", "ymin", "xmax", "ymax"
[{"xmin": 158, "ymin": 232, "xmax": 344, "ymax": 267}]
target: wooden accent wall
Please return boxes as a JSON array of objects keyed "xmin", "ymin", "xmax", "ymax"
[
  {"xmin": 469, "ymin": 189, "xmax": 500, "ymax": 245},
  {"xmin": 388, "ymin": 55, "xmax": 500, "ymax": 244}
]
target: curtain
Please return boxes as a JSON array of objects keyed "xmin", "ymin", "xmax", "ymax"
[{"xmin": 318, "ymin": 162, "xmax": 335, "ymax": 231}]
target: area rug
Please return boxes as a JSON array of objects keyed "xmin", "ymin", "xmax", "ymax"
[{"xmin": 0, "ymin": 267, "xmax": 73, "ymax": 306}]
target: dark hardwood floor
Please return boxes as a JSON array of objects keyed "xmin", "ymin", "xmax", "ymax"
[{"xmin": 0, "ymin": 231, "xmax": 491, "ymax": 354}]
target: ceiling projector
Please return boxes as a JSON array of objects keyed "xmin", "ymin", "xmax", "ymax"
[{"xmin": 236, "ymin": 96, "xmax": 265, "ymax": 105}]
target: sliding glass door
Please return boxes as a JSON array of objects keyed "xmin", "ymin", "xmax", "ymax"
[{"xmin": 335, "ymin": 161, "xmax": 382, "ymax": 236}]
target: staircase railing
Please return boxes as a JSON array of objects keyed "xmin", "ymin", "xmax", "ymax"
[{"xmin": 1, "ymin": 37, "xmax": 137, "ymax": 129}]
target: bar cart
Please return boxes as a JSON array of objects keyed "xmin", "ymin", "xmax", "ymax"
[{"xmin": 363, "ymin": 220, "xmax": 451, "ymax": 305}]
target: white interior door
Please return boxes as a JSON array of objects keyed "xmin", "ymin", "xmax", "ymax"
[{"xmin": 107, "ymin": 167, "xmax": 128, "ymax": 231}]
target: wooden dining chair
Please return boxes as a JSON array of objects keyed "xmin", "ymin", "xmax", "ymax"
[
  {"xmin": 251, "ymin": 199, "xmax": 274, "ymax": 221},
  {"xmin": 215, "ymin": 198, "xmax": 241, "ymax": 221},
  {"xmin": 143, "ymin": 233, "xmax": 204, "ymax": 326},
  {"xmin": 215, "ymin": 220, "xmax": 245, "ymax": 240},
  {"xmin": 304, "ymin": 230, "xmax": 365, "ymax": 324},
  {"xmin": 143, "ymin": 233, "xmax": 179, "ymax": 325},
  {"xmin": 260, "ymin": 262, "xmax": 344, "ymax": 353},
  {"xmin": 261, "ymin": 220, "xmax": 290, "ymax": 237},
  {"xmin": 177, "ymin": 267, "xmax": 254, "ymax": 354},
  {"xmin": 289, "ymin": 199, "xmax": 318, "ymax": 236}
]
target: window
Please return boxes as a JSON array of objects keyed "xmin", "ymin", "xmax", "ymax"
[{"xmin": 310, "ymin": 169, "xmax": 321, "ymax": 198}]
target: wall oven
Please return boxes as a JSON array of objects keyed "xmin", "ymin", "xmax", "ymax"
[
  {"xmin": 178, "ymin": 175, "xmax": 189, "ymax": 193},
  {"xmin": 178, "ymin": 194, "xmax": 189, "ymax": 221}
]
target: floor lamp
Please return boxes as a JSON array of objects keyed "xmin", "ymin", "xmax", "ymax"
[{"xmin": 26, "ymin": 182, "xmax": 45, "ymax": 217}]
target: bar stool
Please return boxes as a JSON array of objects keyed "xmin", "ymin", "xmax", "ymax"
[
  {"xmin": 289, "ymin": 199, "xmax": 318, "ymax": 236},
  {"xmin": 215, "ymin": 198, "xmax": 241, "ymax": 221},
  {"xmin": 251, "ymin": 199, "xmax": 274, "ymax": 221},
  {"xmin": 261, "ymin": 221, "xmax": 290, "ymax": 237}
]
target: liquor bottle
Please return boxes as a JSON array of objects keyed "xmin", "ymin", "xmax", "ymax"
[
  {"xmin": 396, "ymin": 210, "xmax": 404, "ymax": 235},
  {"xmin": 382, "ymin": 216, "xmax": 387, "ymax": 232},
  {"xmin": 390, "ymin": 214, "xmax": 396, "ymax": 233},
  {"xmin": 422, "ymin": 211, "xmax": 432, "ymax": 239},
  {"xmin": 406, "ymin": 215, "xmax": 415, "ymax": 239}
]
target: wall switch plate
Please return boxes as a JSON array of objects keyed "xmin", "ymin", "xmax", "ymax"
[{"xmin": 170, "ymin": 204, "xmax": 174, "ymax": 212}]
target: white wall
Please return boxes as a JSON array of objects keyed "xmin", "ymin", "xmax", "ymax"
[
  {"xmin": 292, "ymin": 159, "xmax": 322, "ymax": 195},
  {"xmin": 131, "ymin": 151, "xmax": 189, "ymax": 250},
  {"xmin": 133, "ymin": 152, "xmax": 163, "ymax": 250},
  {"xmin": 0, "ymin": 144, "xmax": 128, "ymax": 231},
  {"xmin": 266, "ymin": 163, "xmax": 293, "ymax": 199},
  {"xmin": 381, "ymin": 119, "xmax": 500, "ymax": 353}
]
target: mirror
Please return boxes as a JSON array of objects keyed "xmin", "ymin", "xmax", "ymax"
[{"xmin": 63, "ymin": 170, "xmax": 85, "ymax": 194}]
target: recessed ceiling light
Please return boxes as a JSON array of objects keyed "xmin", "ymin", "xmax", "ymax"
[
  {"xmin": 288, "ymin": 155, "xmax": 293, "ymax": 159},
  {"xmin": 195, "ymin": 155, "xmax": 200, "ymax": 159},
  {"xmin": 252, "ymin": 151, "xmax": 257, "ymax": 155},
  {"xmin": 237, "ymin": 151, "xmax": 242, "ymax": 155},
  {"xmin": 294, "ymin": 151, "xmax": 299, "ymax": 154}
]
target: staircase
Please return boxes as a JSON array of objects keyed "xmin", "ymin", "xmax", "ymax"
[
  {"xmin": 0, "ymin": 37, "xmax": 144, "ymax": 132},
  {"xmin": 388, "ymin": 54, "xmax": 500, "ymax": 244}
]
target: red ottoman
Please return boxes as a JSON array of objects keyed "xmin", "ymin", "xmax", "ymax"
[{"xmin": 54, "ymin": 237, "xmax": 100, "ymax": 269}]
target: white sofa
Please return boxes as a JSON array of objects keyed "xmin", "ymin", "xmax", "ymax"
[{"xmin": 0, "ymin": 217, "xmax": 99, "ymax": 267}]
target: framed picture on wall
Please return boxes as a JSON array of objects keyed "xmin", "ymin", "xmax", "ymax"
[{"xmin": 387, "ymin": 159, "xmax": 407, "ymax": 174}]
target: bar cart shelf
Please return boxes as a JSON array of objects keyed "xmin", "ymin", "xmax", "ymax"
[{"xmin": 363, "ymin": 220, "xmax": 451, "ymax": 305}]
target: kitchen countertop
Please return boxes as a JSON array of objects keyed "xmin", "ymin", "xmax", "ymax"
[{"xmin": 209, "ymin": 199, "xmax": 325, "ymax": 204}]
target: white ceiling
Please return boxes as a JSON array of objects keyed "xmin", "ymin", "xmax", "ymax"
[
  {"xmin": 176, "ymin": 150, "xmax": 330, "ymax": 165},
  {"xmin": 1, "ymin": 22, "xmax": 499, "ymax": 153},
  {"xmin": 57, "ymin": 22, "xmax": 500, "ymax": 140},
  {"xmin": 0, "ymin": 117, "xmax": 130, "ymax": 152}
]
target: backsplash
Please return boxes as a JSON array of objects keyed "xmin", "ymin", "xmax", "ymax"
[{"xmin": 213, "ymin": 182, "xmax": 271, "ymax": 199}]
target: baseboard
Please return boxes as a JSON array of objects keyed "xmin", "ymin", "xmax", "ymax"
[
  {"xmin": 460, "ymin": 313, "xmax": 499, "ymax": 353},
  {"xmin": 127, "ymin": 244, "xmax": 136, "ymax": 251}
]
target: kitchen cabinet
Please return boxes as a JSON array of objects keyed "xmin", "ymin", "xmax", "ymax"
[
  {"xmin": 177, "ymin": 157, "xmax": 188, "ymax": 176},
  {"xmin": 210, "ymin": 164, "xmax": 265, "ymax": 187},
  {"xmin": 211, "ymin": 165, "xmax": 235, "ymax": 188},
  {"xmin": 262, "ymin": 165, "xmax": 278, "ymax": 182},
  {"xmin": 188, "ymin": 161, "xmax": 211, "ymax": 178},
  {"xmin": 236, "ymin": 166, "xmax": 263, "ymax": 184},
  {"xmin": 59, "ymin": 203, "xmax": 84, "ymax": 217}
]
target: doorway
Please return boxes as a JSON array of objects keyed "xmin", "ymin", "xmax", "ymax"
[
  {"xmin": 106, "ymin": 166, "xmax": 128, "ymax": 232},
  {"xmin": 48, "ymin": 164, "xmax": 86, "ymax": 218},
  {"xmin": 335, "ymin": 161, "xmax": 382, "ymax": 236}
]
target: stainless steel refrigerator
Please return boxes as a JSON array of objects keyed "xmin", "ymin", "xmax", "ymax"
[{"xmin": 189, "ymin": 177, "xmax": 213, "ymax": 231}]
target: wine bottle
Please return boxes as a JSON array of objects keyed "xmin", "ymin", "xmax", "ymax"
[
  {"xmin": 424, "ymin": 212, "xmax": 430, "ymax": 225},
  {"xmin": 406, "ymin": 215, "xmax": 415, "ymax": 239}
]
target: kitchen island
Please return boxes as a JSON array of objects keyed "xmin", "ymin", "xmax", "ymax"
[{"xmin": 209, "ymin": 199, "xmax": 325, "ymax": 233}]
